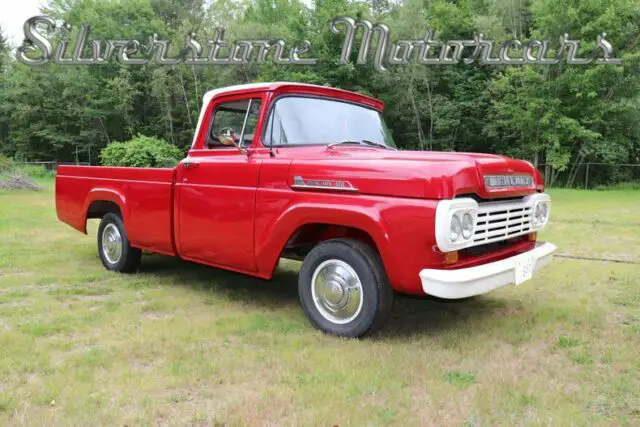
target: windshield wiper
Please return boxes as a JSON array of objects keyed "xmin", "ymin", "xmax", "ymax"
[
  {"xmin": 360, "ymin": 139, "xmax": 398, "ymax": 150},
  {"xmin": 327, "ymin": 139, "xmax": 397, "ymax": 150}
]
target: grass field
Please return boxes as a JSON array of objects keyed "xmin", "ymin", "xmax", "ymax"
[{"xmin": 1, "ymin": 181, "xmax": 639, "ymax": 426}]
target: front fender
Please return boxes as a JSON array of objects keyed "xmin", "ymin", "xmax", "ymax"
[
  {"xmin": 255, "ymin": 201, "xmax": 392, "ymax": 278},
  {"xmin": 254, "ymin": 191, "xmax": 439, "ymax": 294}
]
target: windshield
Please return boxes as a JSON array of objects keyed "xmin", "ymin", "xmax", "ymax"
[{"xmin": 263, "ymin": 96, "xmax": 397, "ymax": 148}]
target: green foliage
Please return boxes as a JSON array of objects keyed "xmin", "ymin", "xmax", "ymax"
[
  {"xmin": 100, "ymin": 135, "xmax": 184, "ymax": 168},
  {"xmin": 0, "ymin": 0, "xmax": 638, "ymax": 188},
  {"xmin": 0, "ymin": 155, "xmax": 53, "ymax": 178},
  {"xmin": 556, "ymin": 336, "xmax": 580, "ymax": 349},
  {"xmin": 0, "ymin": 155, "xmax": 12, "ymax": 173},
  {"xmin": 444, "ymin": 370, "xmax": 477, "ymax": 388},
  {"xmin": 14, "ymin": 164, "xmax": 55, "ymax": 179}
]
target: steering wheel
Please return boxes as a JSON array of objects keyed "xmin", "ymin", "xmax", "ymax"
[
  {"xmin": 209, "ymin": 126, "xmax": 239, "ymax": 148},
  {"xmin": 218, "ymin": 127, "xmax": 238, "ymax": 142}
]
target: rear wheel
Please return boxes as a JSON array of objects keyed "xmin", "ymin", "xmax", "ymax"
[
  {"xmin": 97, "ymin": 213, "xmax": 141, "ymax": 273},
  {"xmin": 298, "ymin": 238, "xmax": 393, "ymax": 338}
]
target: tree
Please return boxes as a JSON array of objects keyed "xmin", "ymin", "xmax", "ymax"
[
  {"xmin": 0, "ymin": 0, "xmax": 637, "ymax": 188},
  {"xmin": 0, "ymin": 26, "xmax": 9, "ymax": 155}
]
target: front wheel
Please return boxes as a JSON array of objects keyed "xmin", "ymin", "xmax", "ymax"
[
  {"xmin": 97, "ymin": 213, "xmax": 141, "ymax": 273},
  {"xmin": 298, "ymin": 238, "xmax": 393, "ymax": 338}
]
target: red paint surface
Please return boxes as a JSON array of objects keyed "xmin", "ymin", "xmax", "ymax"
[{"xmin": 55, "ymin": 82, "xmax": 544, "ymax": 295}]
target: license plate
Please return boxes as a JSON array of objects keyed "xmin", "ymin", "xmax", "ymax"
[{"xmin": 514, "ymin": 253, "xmax": 535, "ymax": 285}]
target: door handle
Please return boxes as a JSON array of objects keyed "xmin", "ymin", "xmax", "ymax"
[{"xmin": 183, "ymin": 161, "xmax": 199, "ymax": 169}]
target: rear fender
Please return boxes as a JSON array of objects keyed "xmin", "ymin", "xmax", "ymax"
[{"xmin": 81, "ymin": 188, "xmax": 128, "ymax": 233}]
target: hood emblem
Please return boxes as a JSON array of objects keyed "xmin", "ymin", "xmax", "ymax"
[
  {"xmin": 484, "ymin": 175, "xmax": 533, "ymax": 189},
  {"xmin": 292, "ymin": 176, "xmax": 357, "ymax": 191}
]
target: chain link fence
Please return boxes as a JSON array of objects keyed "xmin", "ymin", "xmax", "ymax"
[{"xmin": 536, "ymin": 163, "xmax": 640, "ymax": 189}]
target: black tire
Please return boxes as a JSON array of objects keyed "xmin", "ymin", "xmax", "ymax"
[
  {"xmin": 97, "ymin": 213, "xmax": 142, "ymax": 273},
  {"xmin": 298, "ymin": 238, "xmax": 394, "ymax": 338}
]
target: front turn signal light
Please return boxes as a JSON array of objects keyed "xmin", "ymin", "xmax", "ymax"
[
  {"xmin": 527, "ymin": 232, "xmax": 537, "ymax": 241},
  {"xmin": 444, "ymin": 251, "xmax": 459, "ymax": 265}
]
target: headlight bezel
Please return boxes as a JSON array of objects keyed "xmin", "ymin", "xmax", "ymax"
[
  {"xmin": 531, "ymin": 197, "xmax": 551, "ymax": 229},
  {"xmin": 435, "ymin": 198, "xmax": 479, "ymax": 252}
]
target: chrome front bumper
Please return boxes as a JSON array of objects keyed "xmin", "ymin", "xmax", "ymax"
[{"xmin": 419, "ymin": 242, "xmax": 557, "ymax": 299}]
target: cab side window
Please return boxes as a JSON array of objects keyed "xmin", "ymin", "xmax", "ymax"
[{"xmin": 206, "ymin": 99, "xmax": 262, "ymax": 149}]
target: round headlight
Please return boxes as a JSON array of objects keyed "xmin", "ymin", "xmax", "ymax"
[
  {"xmin": 462, "ymin": 213, "xmax": 474, "ymax": 239},
  {"xmin": 533, "ymin": 202, "xmax": 549, "ymax": 226},
  {"xmin": 541, "ymin": 203, "xmax": 549, "ymax": 222},
  {"xmin": 450, "ymin": 215, "xmax": 462, "ymax": 242}
]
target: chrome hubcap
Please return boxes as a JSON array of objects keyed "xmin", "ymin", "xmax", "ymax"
[
  {"xmin": 101, "ymin": 223, "xmax": 123, "ymax": 264},
  {"xmin": 311, "ymin": 259, "xmax": 363, "ymax": 324}
]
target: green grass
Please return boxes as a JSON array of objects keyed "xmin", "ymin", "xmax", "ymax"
[{"xmin": 1, "ymin": 182, "xmax": 639, "ymax": 425}]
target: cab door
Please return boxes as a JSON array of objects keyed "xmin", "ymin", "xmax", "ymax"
[{"xmin": 175, "ymin": 92, "xmax": 265, "ymax": 272}]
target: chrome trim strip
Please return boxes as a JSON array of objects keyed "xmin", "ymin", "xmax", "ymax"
[
  {"xmin": 290, "ymin": 184, "xmax": 359, "ymax": 192},
  {"xmin": 291, "ymin": 175, "xmax": 358, "ymax": 192}
]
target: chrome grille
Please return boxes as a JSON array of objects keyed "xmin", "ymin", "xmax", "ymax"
[{"xmin": 473, "ymin": 200, "xmax": 533, "ymax": 245}]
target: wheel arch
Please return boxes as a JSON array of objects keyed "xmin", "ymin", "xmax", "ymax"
[
  {"xmin": 255, "ymin": 204, "xmax": 392, "ymax": 279},
  {"xmin": 81, "ymin": 189, "xmax": 127, "ymax": 233},
  {"xmin": 280, "ymin": 223, "xmax": 381, "ymax": 260}
]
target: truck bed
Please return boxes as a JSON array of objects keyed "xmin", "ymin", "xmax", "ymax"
[{"xmin": 55, "ymin": 165, "xmax": 177, "ymax": 255}]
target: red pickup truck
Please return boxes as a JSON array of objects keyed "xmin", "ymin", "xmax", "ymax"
[{"xmin": 56, "ymin": 82, "xmax": 556, "ymax": 337}]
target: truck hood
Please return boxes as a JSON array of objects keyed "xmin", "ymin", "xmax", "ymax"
[{"xmin": 286, "ymin": 147, "xmax": 543, "ymax": 200}]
